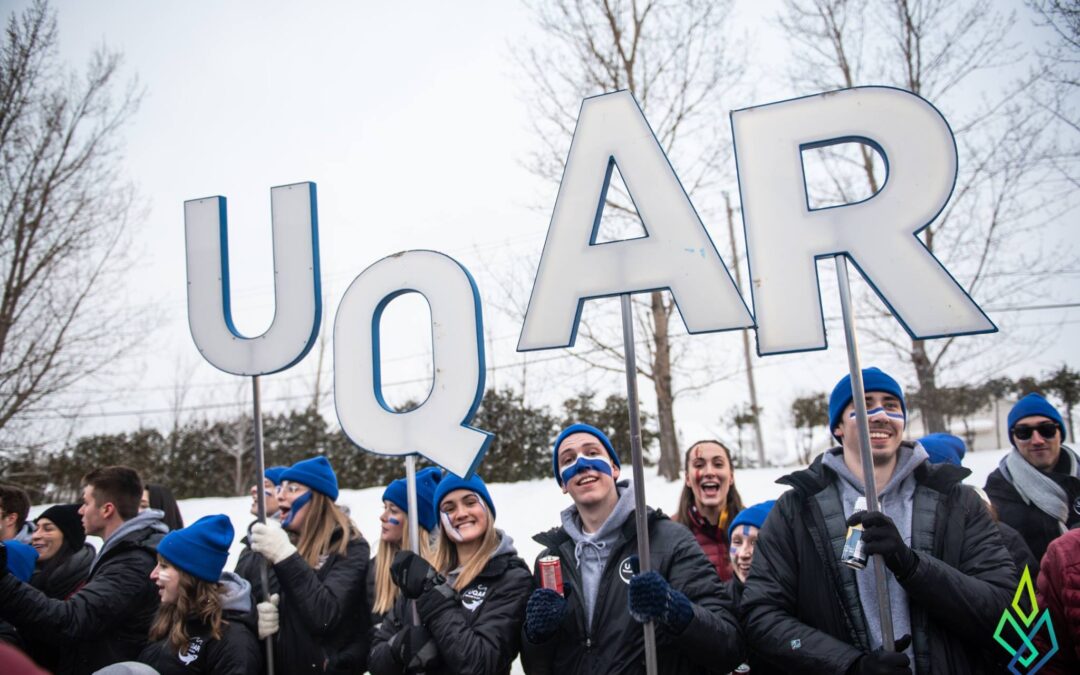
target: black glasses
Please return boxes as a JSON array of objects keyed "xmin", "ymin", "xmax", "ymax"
[{"xmin": 1012, "ymin": 422, "xmax": 1060, "ymax": 441}]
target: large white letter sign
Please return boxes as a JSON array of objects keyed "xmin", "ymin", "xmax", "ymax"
[
  {"xmin": 334, "ymin": 250, "xmax": 492, "ymax": 478},
  {"xmin": 731, "ymin": 87, "xmax": 995, "ymax": 355},
  {"xmin": 184, "ymin": 182, "xmax": 322, "ymax": 375},
  {"xmin": 518, "ymin": 90, "xmax": 752, "ymax": 351}
]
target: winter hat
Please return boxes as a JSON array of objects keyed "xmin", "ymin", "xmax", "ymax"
[
  {"xmin": 728, "ymin": 500, "xmax": 776, "ymax": 541},
  {"xmin": 552, "ymin": 423, "xmax": 622, "ymax": 485},
  {"xmin": 35, "ymin": 503, "xmax": 86, "ymax": 549},
  {"xmin": 3, "ymin": 539, "xmax": 38, "ymax": 582},
  {"xmin": 1008, "ymin": 393, "xmax": 1067, "ymax": 442},
  {"xmin": 382, "ymin": 467, "xmax": 443, "ymax": 532},
  {"xmin": 919, "ymin": 433, "xmax": 966, "ymax": 466},
  {"xmin": 264, "ymin": 466, "xmax": 288, "ymax": 487},
  {"xmin": 281, "ymin": 456, "xmax": 339, "ymax": 501},
  {"xmin": 828, "ymin": 367, "xmax": 907, "ymax": 440},
  {"xmin": 433, "ymin": 472, "xmax": 496, "ymax": 523},
  {"xmin": 156, "ymin": 514, "xmax": 234, "ymax": 583}
]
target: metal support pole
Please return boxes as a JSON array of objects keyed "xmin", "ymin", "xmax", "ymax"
[
  {"xmin": 834, "ymin": 255, "xmax": 897, "ymax": 651},
  {"xmin": 620, "ymin": 294, "xmax": 659, "ymax": 675},
  {"xmin": 405, "ymin": 454, "xmax": 422, "ymax": 627},
  {"xmin": 252, "ymin": 376, "xmax": 275, "ymax": 674}
]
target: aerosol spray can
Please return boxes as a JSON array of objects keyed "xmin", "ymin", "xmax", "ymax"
[
  {"xmin": 841, "ymin": 497, "xmax": 869, "ymax": 570},
  {"xmin": 538, "ymin": 555, "xmax": 564, "ymax": 596}
]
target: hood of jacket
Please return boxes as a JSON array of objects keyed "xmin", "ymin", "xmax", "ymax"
[{"xmin": 89, "ymin": 508, "xmax": 169, "ymax": 576}]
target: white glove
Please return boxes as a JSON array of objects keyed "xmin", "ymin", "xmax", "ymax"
[
  {"xmin": 250, "ymin": 519, "xmax": 296, "ymax": 564},
  {"xmin": 257, "ymin": 593, "xmax": 279, "ymax": 639}
]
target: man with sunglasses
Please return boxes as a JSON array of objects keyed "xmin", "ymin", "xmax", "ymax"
[{"xmin": 985, "ymin": 392, "xmax": 1080, "ymax": 566}]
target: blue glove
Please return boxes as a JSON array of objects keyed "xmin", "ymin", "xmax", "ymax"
[
  {"xmin": 525, "ymin": 588, "xmax": 567, "ymax": 643},
  {"xmin": 627, "ymin": 571, "xmax": 693, "ymax": 633}
]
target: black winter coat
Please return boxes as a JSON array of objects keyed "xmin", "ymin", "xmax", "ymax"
[
  {"xmin": 0, "ymin": 519, "xmax": 164, "ymax": 675},
  {"xmin": 369, "ymin": 543, "xmax": 533, "ymax": 675},
  {"xmin": 984, "ymin": 458, "xmax": 1080, "ymax": 565},
  {"xmin": 261, "ymin": 532, "xmax": 371, "ymax": 675},
  {"xmin": 137, "ymin": 608, "xmax": 262, "ymax": 675},
  {"xmin": 519, "ymin": 509, "xmax": 744, "ymax": 675},
  {"xmin": 741, "ymin": 450, "xmax": 1015, "ymax": 674},
  {"xmin": 23, "ymin": 542, "xmax": 95, "ymax": 670}
]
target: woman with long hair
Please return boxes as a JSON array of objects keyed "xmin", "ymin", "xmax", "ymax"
[
  {"xmin": 671, "ymin": 439, "xmax": 745, "ymax": 580},
  {"xmin": 369, "ymin": 473, "xmax": 533, "ymax": 675},
  {"xmin": 249, "ymin": 456, "xmax": 371, "ymax": 674},
  {"xmin": 369, "ymin": 467, "xmax": 440, "ymax": 625},
  {"xmin": 138, "ymin": 514, "xmax": 261, "ymax": 674},
  {"xmin": 139, "ymin": 483, "xmax": 185, "ymax": 531},
  {"xmin": 23, "ymin": 504, "xmax": 94, "ymax": 669}
]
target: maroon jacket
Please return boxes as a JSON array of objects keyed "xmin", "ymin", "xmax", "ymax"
[
  {"xmin": 682, "ymin": 505, "xmax": 734, "ymax": 581},
  {"xmin": 1037, "ymin": 528, "xmax": 1080, "ymax": 674}
]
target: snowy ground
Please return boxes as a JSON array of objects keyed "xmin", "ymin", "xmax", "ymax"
[{"xmin": 26, "ymin": 446, "xmax": 1005, "ymax": 674}]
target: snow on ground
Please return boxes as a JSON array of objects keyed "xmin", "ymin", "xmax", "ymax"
[{"xmin": 30, "ymin": 445, "xmax": 1007, "ymax": 574}]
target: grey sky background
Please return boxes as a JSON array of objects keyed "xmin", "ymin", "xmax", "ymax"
[{"xmin": 19, "ymin": 0, "xmax": 1078, "ymax": 464}]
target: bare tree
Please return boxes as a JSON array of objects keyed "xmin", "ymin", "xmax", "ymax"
[
  {"xmin": 518, "ymin": 0, "xmax": 748, "ymax": 479},
  {"xmin": 1027, "ymin": 0, "xmax": 1080, "ymax": 186},
  {"xmin": 779, "ymin": 0, "xmax": 1070, "ymax": 432},
  {"xmin": 0, "ymin": 1, "xmax": 144, "ymax": 453}
]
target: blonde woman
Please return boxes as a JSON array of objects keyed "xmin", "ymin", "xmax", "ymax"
[
  {"xmin": 139, "ymin": 514, "xmax": 261, "ymax": 673},
  {"xmin": 248, "ymin": 456, "xmax": 371, "ymax": 674},
  {"xmin": 369, "ymin": 467, "xmax": 441, "ymax": 625},
  {"xmin": 369, "ymin": 473, "xmax": 533, "ymax": 675}
]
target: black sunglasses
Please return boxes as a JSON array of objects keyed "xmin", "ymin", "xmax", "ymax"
[{"xmin": 1012, "ymin": 422, "xmax": 1060, "ymax": 441}]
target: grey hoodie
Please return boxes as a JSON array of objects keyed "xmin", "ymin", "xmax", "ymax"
[
  {"xmin": 89, "ymin": 508, "xmax": 169, "ymax": 576},
  {"xmin": 559, "ymin": 480, "xmax": 636, "ymax": 627},
  {"xmin": 217, "ymin": 571, "xmax": 253, "ymax": 614},
  {"xmin": 823, "ymin": 442, "xmax": 929, "ymax": 659},
  {"xmin": 445, "ymin": 528, "xmax": 518, "ymax": 591}
]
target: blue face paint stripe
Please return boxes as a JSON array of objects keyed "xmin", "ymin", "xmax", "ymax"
[
  {"xmin": 560, "ymin": 456, "xmax": 614, "ymax": 485},
  {"xmin": 387, "ymin": 517, "xmax": 400, "ymax": 525},
  {"xmin": 282, "ymin": 490, "xmax": 312, "ymax": 528},
  {"xmin": 742, "ymin": 525, "xmax": 751, "ymax": 537},
  {"xmin": 850, "ymin": 406, "xmax": 905, "ymax": 420}
]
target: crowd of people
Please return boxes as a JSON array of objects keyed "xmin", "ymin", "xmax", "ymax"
[{"xmin": 0, "ymin": 366, "xmax": 1077, "ymax": 674}]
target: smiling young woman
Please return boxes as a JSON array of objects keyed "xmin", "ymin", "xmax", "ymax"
[
  {"xmin": 368, "ymin": 472, "xmax": 533, "ymax": 675},
  {"xmin": 672, "ymin": 439, "xmax": 746, "ymax": 581}
]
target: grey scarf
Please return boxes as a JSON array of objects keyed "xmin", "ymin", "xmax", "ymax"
[{"xmin": 1000, "ymin": 444, "xmax": 1080, "ymax": 535}]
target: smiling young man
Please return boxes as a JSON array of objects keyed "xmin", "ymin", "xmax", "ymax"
[
  {"xmin": 519, "ymin": 423, "xmax": 743, "ymax": 675},
  {"xmin": 0, "ymin": 465, "xmax": 167, "ymax": 674},
  {"xmin": 740, "ymin": 368, "xmax": 1015, "ymax": 674},
  {"xmin": 984, "ymin": 392, "xmax": 1080, "ymax": 564}
]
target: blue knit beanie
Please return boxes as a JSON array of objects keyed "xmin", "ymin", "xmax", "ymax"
[
  {"xmin": 1008, "ymin": 393, "xmax": 1067, "ymax": 442},
  {"xmin": 3, "ymin": 539, "xmax": 38, "ymax": 582},
  {"xmin": 382, "ymin": 467, "xmax": 443, "ymax": 532},
  {"xmin": 432, "ymin": 472, "xmax": 495, "ymax": 523},
  {"xmin": 728, "ymin": 500, "xmax": 776, "ymax": 541},
  {"xmin": 281, "ymin": 456, "xmax": 339, "ymax": 500},
  {"xmin": 919, "ymin": 433, "xmax": 966, "ymax": 466},
  {"xmin": 157, "ymin": 514, "xmax": 234, "ymax": 583},
  {"xmin": 264, "ymin": 466, "xmax": 288, "ymax": 487},
  {"xmin": 552, "ymin": 423, "xmax": 622, "ymax": 484},
  {"xmin": 828, "ymin": 367, "xmax": 907, "ymax": 440}
]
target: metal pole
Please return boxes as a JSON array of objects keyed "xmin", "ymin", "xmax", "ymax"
[
  {"xmin": 251, "ymin": 376, "xmax": 276, "ymax": 674},
  {"xmin": 620, "ymin": 294, "xmax": 659, "ymax": 675},
  {"xmin": 834, "ymin": 255, "xmax": 896, "ymax": 651},
  {"xmin": 404, "ymin": 455, "xmax": 422, "ymax": 627}
]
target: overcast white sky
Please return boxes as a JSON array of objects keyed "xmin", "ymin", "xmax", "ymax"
[{"xmin": 15, "ymin": 0, "xmax": 1078, "ymax": 466}]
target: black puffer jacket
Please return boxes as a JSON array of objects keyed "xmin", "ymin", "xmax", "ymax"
[
  {"xmin": 519, "ymin": 509, "xmax": 744, "ymax": 675},
  {"xmin": 741, "ymin": 449, "xmax": 1015, "ymax": 674},
  {"xmin": 262, "ymin": 530, "xmax": 371, "ymax": 675},
  {"xmin": 369, "ymin": 533, "xmax": 533, "ymax": 675},
  {"xmin": 984, "ymin": 454, "xmax": 1080, "ymax": 565},
  {"xmin": 138, "ymin": 573, "xmax": 261, "ymax": 675},
  {"xmin": 0, "ymin": 512, "xmax": 166, "ymax": 675},
  {"xmin": 23, "ymin": 542, "xmax": 95, "ymax": 670}
]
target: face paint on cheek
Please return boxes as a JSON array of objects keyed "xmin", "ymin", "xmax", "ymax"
[
  {"xmin": 729, "ymin": 546, "xmax": 738, "ymax": 558},
  {"xmin": 440, "ymin": 510, "xmax": 465, "ymax": 542},
  {"xmin": 387, "ymin": 517, "xmax": 401, "ymax": 526}
]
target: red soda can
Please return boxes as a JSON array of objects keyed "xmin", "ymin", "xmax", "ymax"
[{"xmin": 538, "ymin": 555, "xmax": 563, "ymax": 596}]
